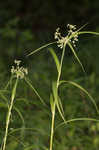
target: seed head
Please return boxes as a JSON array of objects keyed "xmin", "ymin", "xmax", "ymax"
[
  {"xmin": 11, "ymin": 60, "xmax": 28, "ymax": 79},
  {"xmin": 54, "ymin": 24, "xmax": 79, "ymax": 48}
]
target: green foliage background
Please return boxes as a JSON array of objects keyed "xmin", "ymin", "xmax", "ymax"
[{"xmin": 0, "ymin": 0, "xmax": 99, "ymax": 150}]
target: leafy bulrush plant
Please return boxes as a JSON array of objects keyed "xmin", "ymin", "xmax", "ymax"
[
  {"xmin": 0, "ymin": 60, "xmax": 45, "ymax": 150},
  {"xmin": 1, "ymin": 24, "xmax": 99, "ymax": 150},
  {"xmin": 27, "ymin": 24, "xmax": 99, "ymax": 150},
  {"xmin": 0, "ymin": 60, "xmax": 27, "ymax": 150}
]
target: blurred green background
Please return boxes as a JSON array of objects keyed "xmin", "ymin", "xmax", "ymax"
[{"xmin": 0, "ymin": 0, "xmax": 99, "ymax": 150}]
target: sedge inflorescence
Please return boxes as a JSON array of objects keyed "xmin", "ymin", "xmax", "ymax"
[
  {"xmin": 11, "ymin": 60, "xmax": 28, "ymax": 79},
  {"xmin": 54, "ymin": 24, "xmax": 79, "ymax": 48}
]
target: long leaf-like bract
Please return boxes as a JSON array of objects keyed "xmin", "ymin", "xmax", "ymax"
[
  {"xmin": 27, "ymin": 41, "xmax": 56, "ymax": 57},
  {"xmin": 52, "ymin": 82, "xmax": 65, "ymax": 122},
  {"xmin": 68, "ymin": 42, "xmax": 85, "ymax": 73},
  {"xmin": 25, "ymin": 77, "xmax": 46, "ymax": 105},
  {"xmin": 59, "ymin": 80, "xmax": 99, "ymax": 114},
  {"xmin": 78, "ymin": 31, "xmax": 99, "ymax": 36},
  {"xmin": 56, "ymin": 117, "xmax": 99, "ymax": 130},
  {"xmin": 49, "ymin": 48, "xmax": 60, "ymax": 73}
]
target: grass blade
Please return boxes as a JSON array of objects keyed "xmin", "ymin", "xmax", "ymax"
[
  {"xmin": 76, "ymin": 23, "xmax": 89, "ymax": 32},
  {"xmin": 52, "ymin": 82, "xmax": 65, "ymax": 122},
  {"xmin": 49, "ymin": 48, "xmax": 60, "ymax": 73},
  {"xmin": 27, "ymin": 41, "xmax": 56, "ymax": 57},
  {"xmin": 25, "ymin": 77, "xmax": 46, "ymax": 105},
  {"xmin": 50, "ymin": 94, "xmax": 55, "ymax": 114},
  {"xmin": 8, "ymin": 127, "xmax": 47, "ymax": 136},
  {"xmin": 13, "ymin": 106, "xmax": 25, "ymax": 125},
  {"xmin": 59, "ymin": 80, "xmax": 99, "ymax": 114},
  {"xmin": 0, "ymin": 102, "xmax": 7, "ymax": 108},
  {"xmin": 0, "ymin": 91, "xmax": 9, "ymax": 108},
  {"xmin": 78, "ymin": 31, "xmax": 99, "ymax": 36},
  {"xmin": 58, "ymin": 96, "xmax": 64, "ymax": 116},
  {"xmin": 4, "ymin": 76, "xmax": 13, "ymax": 90},
  {"xmin": 11, "ymin": 79, "xmax": 18, "ymax": 101},
  {"xmin": 56, "ymin": 117, "xmax": 99, "ymax": 129},
  {"xmin": 68, "ymin": 42, "xmax": 85, "ymax": 73}
]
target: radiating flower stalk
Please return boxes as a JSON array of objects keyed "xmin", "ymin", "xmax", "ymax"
[
  {"xmin": 1, "ymin": 60, "xmax": 28, "ymax": 150},
  {"xmin": 54, "ymin": 24, "xmax": 78, "ymax": 49},
  {"xmin": 50, "ymin": 24, "xmax": 79, "ymax": 150}
]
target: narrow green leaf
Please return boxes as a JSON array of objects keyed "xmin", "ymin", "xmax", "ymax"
[
  {"xmin": 56, "ymin": 117, "xmax": 99, "ymax": 129},
  {"xmin": 0, "ymin": 92, "xmax": 9, "ymax": 108},
  {"xmin": 68, "ymin": 42, "xmax": 85, "ymax": 73},
  {"xmin": 59, "ymin": 80, "xmax": 99, "ymax": 114},
  {"xmin": 78, "ymin": 31, "xmax": 99, "ymax": 36},
  {"xmin": 52, "ymin": 82, "xmax": 65, "ymax": 122},
  {"xmin": 49, "ymin": 48, "xmax": 60, "ymax": 73},
  {"xmin": 0, "ymin": 90, "xmax": 9, "ymax": 93},
  {"xmin": 50, "ymin": 94, "xmax": 55, "ymax": 114},
  {"xmin": 8, "ymin": 127, "xmax": 47, "ymax": 136},
  {"xmin": 58, "ymin": 96, "xmax": 64, "ymax": 116},
  {"xmin": 25, "ymin": 77, "xmax": 46, "ymax": 105},
  {"xmin": 11, "ymin": 78, "xmax": 18, "ymax": 101},
  {"xmin": 8, "ymin": 134, "xmax": 25, "ymax": 147},
  {"xmin": 13, "ymin": 106, "xmax": 25, "ymax": 125},
  {"xmin": 16, "ymin": 98, "xmax": 29, "ymax": 105},
  {"xmin": 76, "ymin": 23, "xmax": 89, "ymax": 32},
  {"xmin": 0, "ymin": 102, "xmax": 7, "ymax": 108},
  {"xmin": 0, "ymin": 102, "xmax": 25, "ymax": 125},
  {"xmin": 24, "ymin": 145, "xmax": 36, "ymax": 150},
  {"xmin": 27, "ymin": 41, "xmax": 56, "ymax": 57},
  {"xmin": 52, "ymin": 82, "xmax": 57, "ymax": 100},
  {"xmin": 42, "ymin": 146, "xmax": 49, "ymax": 150},
  {"xmin": 56, "ymin": 97, "xmax": 66, "ymax": 122},
  {"xmin": 4, "ymin": 76, "xmax": 13, "ymax": 90},
  {"xmin": 6, "ymin": 140, "xmax": 18, "ymax": 150}
]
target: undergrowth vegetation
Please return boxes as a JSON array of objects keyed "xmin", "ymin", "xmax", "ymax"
[{"xmin": 0, "ymin": 24, "xmax": 99, "ymax": 150}]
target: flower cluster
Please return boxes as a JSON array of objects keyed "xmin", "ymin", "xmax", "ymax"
[
  {"xmin": 11, "ymin": 60, "xmax": 28, "ymax": 79},
  {"xmin": 67, "ymin": 24, "xmax": 78, "ymax": 47},
  {"xmin": 54, "ymin": 28, "xmax": 68, "ymax": 49},
  {"xmin": 54, "ymin": 24, "xmax": 79, "ymax": 48}
]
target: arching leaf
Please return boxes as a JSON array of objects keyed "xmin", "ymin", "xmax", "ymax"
[
  {"xmin": 49, "ymin": 48, "xmax": 60, "ymax": 73},
  {"xmin": 59, "ymin": 80, "xmax": 99, "ymax": 114}
]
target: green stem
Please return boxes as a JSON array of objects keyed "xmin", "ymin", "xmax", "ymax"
[
  {"xmin": 50, "ymin": 103, "xmax": 55, "ymax": 150},
  {"xmin": 49, "ymin": 44, "xmax": 66, "ymax": 150},
  {"xmin": 1, "ymin": 78, "xmax": 18, "ymax": 150},
  {"xmin": 57, "ymin": 44, "xmax": 66, "ymax": 88}
]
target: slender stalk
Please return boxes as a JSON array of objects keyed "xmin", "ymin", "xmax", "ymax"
[
  {"xmin": 49, "ymin": 44, "xmax": 66, "ymax": 150},
  {"xmin": 50, "ymin": 103, "xmax": 55, "ymax": 150},
  {"xmin": 1, "ymin": 78, "xmax": 18, "ymax": 150},
  {"xmin": 57, "ymin": 44, "xmax": 66, "ymax": 88}
]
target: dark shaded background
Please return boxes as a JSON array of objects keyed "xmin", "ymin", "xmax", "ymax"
[
  {"xmin": 0, "ymin": 0, "xmax": 99, "ymax": 63},
  {"xmin": 0, "ymin": 0, "xmax": 99, "ymax": 30}
]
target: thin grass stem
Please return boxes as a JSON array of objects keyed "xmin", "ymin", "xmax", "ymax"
[
  {"xmin": 57, "ymin": 44, "xmax": 66, "ymax": 88},
  {"xmin": 49, "ymin": 43, "xmax": 66, "ymax": 150},
  {"xmin": 1, "ymin": 78, "xmax": 18, "ymax": 150},
  {"xmin": 50, "ymin": 103, "xmax": 55, "ymax": 150}
]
